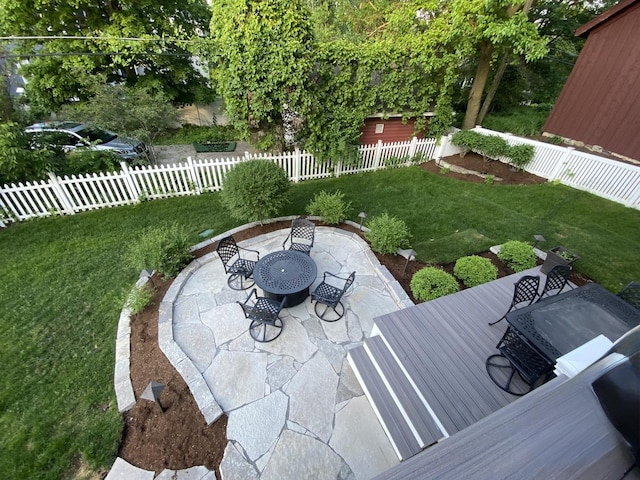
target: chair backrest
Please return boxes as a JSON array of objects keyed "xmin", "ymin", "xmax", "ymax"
[
  {"xmin": 512, "ymin": 275, "xmax": 540, "ymax": 306},
  {"xmin": 540, "ymin": 265, "xmax": 571, "ymax": 297},
  {"xmin": 327, "ymin": 271, "xmax": 356, "ymax": 301},
  {"xmin": 216, "ymin": 236, "xmax": 239, "ymax": 270},
  {"xmin": 618, "ymin": 281, "xmax": 640, "ymax": 310},
  {"xmin": 290, "ymin": 218, "xmax": 315, "ymax": 245}
]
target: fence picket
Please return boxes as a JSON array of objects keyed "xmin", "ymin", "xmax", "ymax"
[{"xmin": 1, "ymin": 133, "xmax": 639, "ymax": 224}]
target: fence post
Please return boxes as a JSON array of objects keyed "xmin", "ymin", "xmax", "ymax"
[
  {"xmin": 120, "ymin": 162, "xmax": 140, "ymax": 201},
  {"xmin": 408, "ymin": 136, "xmax": 418, "ymax": 164},
  {"xmin": 292, "ymin": 148, "xmax": 299, "ymax": 183},
  {"xmin": 374, "ymin": 139, "xmax": 383, "ymax": 170},
  {"xmin": 549, "ymin": 147, "xmax": 575, "ymax": 181},
  {"xmin": 47, "ymin": 172, "xmax": 75, "ymax": 215},
  {"xmin": 187, "ymin": 156, "xmax": 202, "ymax": 194}
]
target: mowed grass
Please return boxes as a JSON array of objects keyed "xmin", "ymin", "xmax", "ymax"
[{"xmin": 1, "ymin": 166, "xmax": 639, "ymax": 478}]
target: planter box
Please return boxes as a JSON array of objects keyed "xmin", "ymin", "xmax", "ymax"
[
  {"xmin": 540, "ymin": 246, "xmax": 579, "ymax": 274},
  {"xmin": 193, "ymin": 141, "xmax": 237, "ymax": 153}
]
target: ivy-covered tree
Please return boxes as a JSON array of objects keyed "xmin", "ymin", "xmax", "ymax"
[
  {"xmin": 209, "ymin": 0, "xmax": 315, "ymax": 150},
  {"xmin": 0, "ymin": 0, "xmax": 211, "ymax": 112}
]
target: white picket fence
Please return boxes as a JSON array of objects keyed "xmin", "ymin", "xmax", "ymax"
[
  {"xmin": 0, "ymin": 136, "xmax": 439, "ymax": 224},
  {"xmin": 1, "ymin": 130, "xmax": 639, "ymax": 225}
]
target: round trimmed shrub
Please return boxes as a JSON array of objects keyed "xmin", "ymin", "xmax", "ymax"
[
  {"xmin": 453, "ymin": 255, "xmax": 498, "ymax": 288},
  {"xmin": 497, "ymin": 240, "xmax": 536, "ymax": 272},
  {"xmin": 364, "ymin": 213, "xmax": 411, "ymax": 255},
  {"xmin": 410, "ymin": 267, "xmax": 459, "ymax": 302},
  {"xmin": 305, "ymin": 190, "xmax": 351, "ymax": 225},
  {"xmin": 221, "ymin": 159, "xmax": 290, "ymax": 224}
]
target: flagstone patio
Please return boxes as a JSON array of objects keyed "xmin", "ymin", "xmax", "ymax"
[{"xmin": 158, "ymin": 226, "xmax": 412, "ymax": 479}]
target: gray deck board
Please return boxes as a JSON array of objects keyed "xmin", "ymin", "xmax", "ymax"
[
  {"xmin": 374, "ymin": 356, "xmax": 635, "ymax": 480},
  {"xmin": 375, "ymin": 266, "xmax": 548, "ymax": 435},
  {"xmin": 348, "ymin": 346, "xmax": 421, "ymax": 460},
  {"xmin": 365, "ymin": 336, "xmax": 444, "ymax": 447}
]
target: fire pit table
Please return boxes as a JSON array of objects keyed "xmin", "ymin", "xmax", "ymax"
[{"xmin": 253, "ymin": 250, "xmax": 318, "ymax": 307}]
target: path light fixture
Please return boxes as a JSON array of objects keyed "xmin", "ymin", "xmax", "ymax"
[
  {"xmin": 533, "ymin": 234, "xmax": 546, "ymax": 249},
  {"xmin": 397, "ymin": 248, "xmax": 417, "ymax": 274},
  {"xmin": 141, "ymin": 381, "xmax": 166, "ymax": 413},
  {"xmin": 358, "ymin": 211, "xmax": 367, "ymax": 230}
]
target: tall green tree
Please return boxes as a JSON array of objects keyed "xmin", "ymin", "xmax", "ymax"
[
  {"xmin": 0, "ymin": 0, "xmax": 211, "ymax": 112},
  {"xmin": 209, "ymin": 0, "xmax": 315, "ymax": 150}
]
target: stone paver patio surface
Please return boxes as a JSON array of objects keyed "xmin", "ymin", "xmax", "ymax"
[{"xmin": 160, "ymin": 226, "xmax": 411, "ymax": 479}]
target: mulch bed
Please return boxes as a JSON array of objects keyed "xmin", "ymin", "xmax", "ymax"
[{"xmin": 117, "ymin": 155, "xmax": 590, "ymax": 476}]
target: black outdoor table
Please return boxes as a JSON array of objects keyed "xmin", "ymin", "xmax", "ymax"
[
  {"xmin": 253, "ymin": 250, "xmax": 318, "ymax": 307},
  {"xmin": 506, "ymin": 283, "xmax": 640, "ymax": 362}
]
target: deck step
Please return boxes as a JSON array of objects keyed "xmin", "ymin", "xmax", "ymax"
[
  {"xmin": 364, "ymin": 336, "xmax": 445, "ymax": 448},
  {"xmin": 348, "ymin": 345, "xmax": 422, "ymax": 461}
]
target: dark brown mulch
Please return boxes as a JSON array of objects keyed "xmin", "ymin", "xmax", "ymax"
[
  {"xmin": 420, "ymin": 152, "xmax": 548, "ymax": 185},
  {"xmin": 118, "ymin": 155, "xmax": 591, "ymax": 476}
]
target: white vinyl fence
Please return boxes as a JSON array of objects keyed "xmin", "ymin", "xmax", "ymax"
[
  {"xmin": 469, "ymin": 127, "xmax": 640, "ymax": 210},
  {"xmin": 1, "ymin": 130, "xmax": 639, "ymax": 225},
  {"xmin": 0, "ymin": 136, "xmax": 438, "ymax": 224}
]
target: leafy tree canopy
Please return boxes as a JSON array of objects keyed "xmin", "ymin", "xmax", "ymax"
[{"xmin": 0, "ymin": 0, "xmax": 211, "ymax": 112}]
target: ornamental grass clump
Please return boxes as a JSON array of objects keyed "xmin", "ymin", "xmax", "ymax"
[
  {"xmin": 410, "ymin": 267, "xmax": 459, "ymax": 302},
  {"xmin": 454, "ymin": 255, "xmax": 498, "ymax": 288},
  {"xmin": 497, "ymin": 240, "xmax": 536, "ymax": 272},
  {"xmin": 305, "ymin": 190, "xmax": 351, "ymax": 225},
  {"xmin": 364, "ymin": 213, "xmax": 411, "ymax": 255},
  {"xmin": 127, "ymin": 223, "xmax": 193, "ymax": 279}
]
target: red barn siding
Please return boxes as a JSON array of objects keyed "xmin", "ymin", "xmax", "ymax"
[
  {"xmin": 360, "ymin": 118, "xmax": 426, "ymax": 145},
  {"xmin": 543, "ymin": 1, "xmax": 640, "ymax": 161}
]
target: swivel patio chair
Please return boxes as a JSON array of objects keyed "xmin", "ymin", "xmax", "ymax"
[
  {"xmin": 238, "ymin": 289, "xmax": 287, "ymax": 343},
  {"xmin": 216, "ymin": 235, "xmax": 259, "ymax": 290},
  {"xmin": 489, "ymin": 275, "xmax": 540, "ymax": 326},
  {"xmin": 486, "ymin": 326, "xmax": 554, "ymax": 396},
  {"xmin": 282, "ymin": 218, "xmax": 315, "ymax": 255},
  {"xmin": 537, "ymin": 265, "xmax": 571, "ymax": 301},
  {"xmin": 617, "ymin": 281, "xmax": 640, "ymax": 310},
  {"xmin": 311, "ymin": 271, "xmax": 355, "ymax": 322}
]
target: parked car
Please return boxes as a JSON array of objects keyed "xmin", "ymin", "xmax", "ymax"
[{"xmin": 25, "ymin": 121, "xmax": 149, "ymax": 164}]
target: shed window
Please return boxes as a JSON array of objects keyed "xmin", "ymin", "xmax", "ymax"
[{"xmin": 375, "ymin": 123, "xmax": 384, "ymax": 134}]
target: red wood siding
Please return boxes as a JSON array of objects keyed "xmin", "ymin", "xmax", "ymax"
[
  {"xmin": 360, "ymin": 118, "xmax": 425, "ymax": 145},
  {"xmin": 543, "ymin": 1, "xmax": 640, "ymax": 161}
]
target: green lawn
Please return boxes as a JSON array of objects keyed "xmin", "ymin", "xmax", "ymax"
[{"xmin": 1, "ymin": 166, "xmax": 639, "ymax": 478}]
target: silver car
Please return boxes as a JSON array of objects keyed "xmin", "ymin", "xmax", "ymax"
[{"xmin": 25, "ymin": 121, "xmax": 149, "ymax": 163}]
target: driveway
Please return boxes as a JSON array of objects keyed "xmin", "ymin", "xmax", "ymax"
[{"xmin": 152, "ymin": 141, "xmax": 258, "ymax": 166}]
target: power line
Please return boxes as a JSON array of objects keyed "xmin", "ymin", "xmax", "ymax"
[{"xmin": 0, "ymin": 35, "xmax": 201, "ymax": 43}]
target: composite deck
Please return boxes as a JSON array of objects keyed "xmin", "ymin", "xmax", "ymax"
[{"xmin": 349, "ymin": 265, "xmax": 572, "ymax": 459}]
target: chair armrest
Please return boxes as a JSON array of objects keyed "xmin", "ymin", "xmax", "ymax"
[
  {"xmin": 240, "ymin": 288, "xmax": 258, "ymax": 306},
  {"xmin": 281, "ymin": 231, "xmax": 292, "ymax": 249},
  {"xmin": 238, "ymin": 245, "xmax": 260, "ymax": 260}
]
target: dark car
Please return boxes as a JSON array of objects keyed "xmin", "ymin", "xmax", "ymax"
[{"xmin": 25, "ymin": 121, "xmax": 149, "ymax": 164}]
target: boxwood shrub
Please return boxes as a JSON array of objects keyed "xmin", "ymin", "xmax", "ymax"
[
  {"xmin": 305, "ymin": 190, "xmax": 351, "ymax": 225},
  {"xmin": 410, "ymin": 267, "xmax": 459, "ymax": 302},
  {"xmin": 453, "ymin": 255, "xmax": 498, "ymax": 288},
  {"xmin": 497, "ymin": 240, "xmax": 536, "ymax": 272}
]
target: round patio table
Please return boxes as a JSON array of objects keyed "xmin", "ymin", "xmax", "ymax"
[{"xmin": 253, "ymin": 250, "xmax": 317, "ymax": 307}]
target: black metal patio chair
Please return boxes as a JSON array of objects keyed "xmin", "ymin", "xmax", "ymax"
[
  {"xmin": 237, "ymin": 289, "xmax": 287, "ymax": 343},
  {"xmin": 618, "ymin": 281, "xmax": 640, "ymax": 310},
  {"xmin": 216, "ymin": 235, "xmax": 259, "ymax": 290},
  {"xmin": 282, "ymin": 218, "xmax": 315, "ymax": 255},
  {"xmin": 537, "ymin": 264, "xmax": 571, "ymax": 301},
  {"xmin": 311, "ymin": 271, "xmax": 356, "ymax": 322},
  {"xmin": 489, "ymin": 275, "xmax": 540, "ymax": 326},
  {"xmin": 485, "ymin": 326, "xmax": 554, "ymax": 396}
]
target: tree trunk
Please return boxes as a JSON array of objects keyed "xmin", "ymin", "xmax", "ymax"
[
  {"xmin": 477, "ymin": 52, "xmax": 510, "ymax": 125},
  {"xmin": 462, "ymin": 41, "xmax": 493, "ymax": 130}
]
